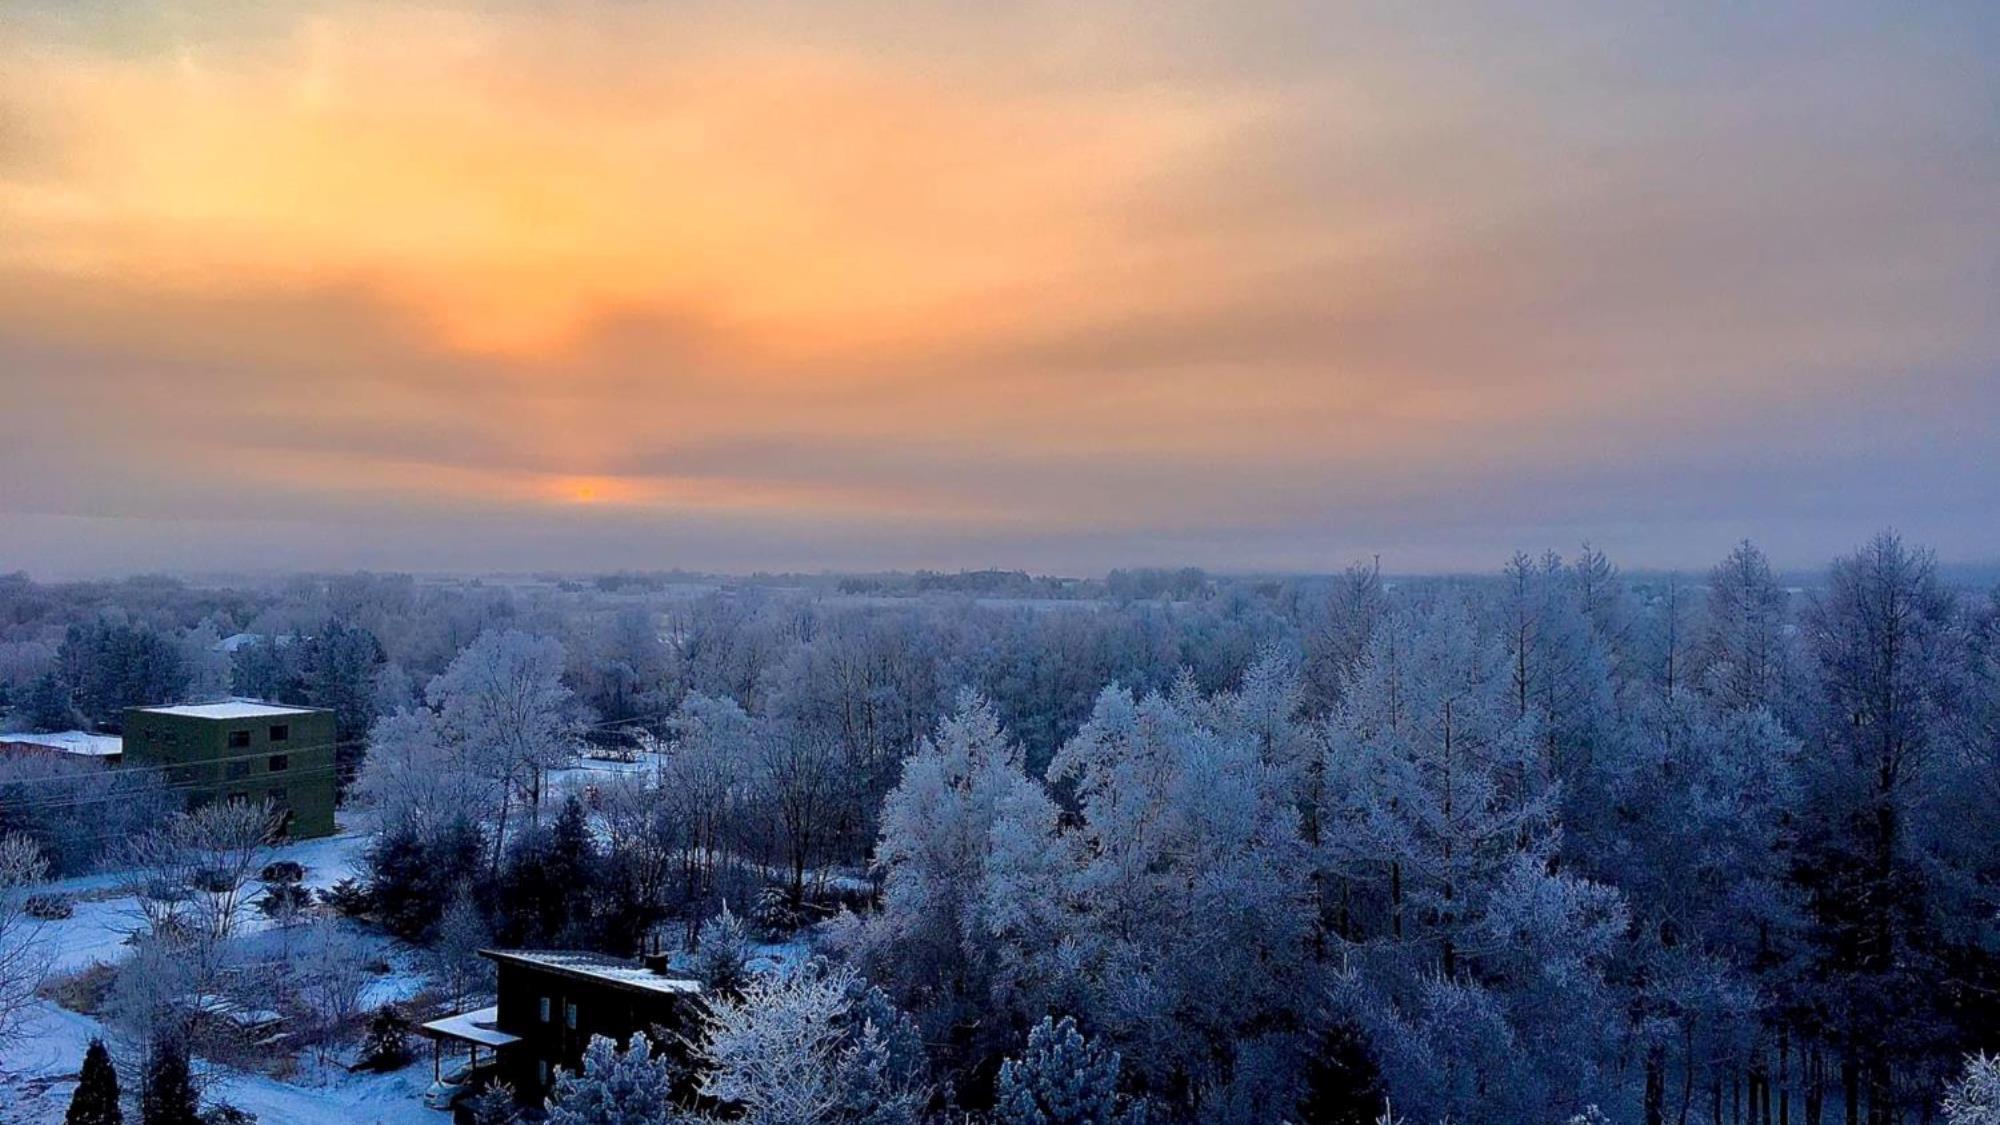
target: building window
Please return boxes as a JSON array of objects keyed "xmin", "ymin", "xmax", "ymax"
[
  {"xmin": 538, "ymin": 1060, "xmax": 550, "ymax": 1086},
  {"xmin": 539, "ymin": 996, "xmax": 551, "ymax": 1023},
  {"xmin": 227, "ymin": 730, "xmax": 251, "ymax": 749},
  {"xmin": 565, "ymin": 1001, "xmax": 578, "ymax": 1030},
  {"xmin": 269, "ymin": 724, "xmax": 289, "ymax": 742},
  {"xmin": 269, "ymin": 754, "xmax": 289, "ymax": 772},
  {"xmin": 227, "ymin": 760, "xmax": 250, "ymax": 780}
]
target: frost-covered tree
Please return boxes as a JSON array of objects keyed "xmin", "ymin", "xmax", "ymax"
[
  {"xmin": 659, "ymin": 692, "xmax": 755, "ymax": 945},
  {"xmin": 1323, "ymin": 597, "xmax": 1554, "ymax": 972},
  {"xmin": 427, "ymin": 882, "xmax": 494, "ymax": 1009},
  {"xmin": 543, "ymin": 1034, "xmax": 682, "ymax": 1125},
  {"xmin": 696, "ymin": 961, "xmax": 927, "ymax": 1125},
  {"xmin": 863, "ymin": 691, "xmax": 1048, "ymax": 1057},
  {"xmin": 427, "ymin": 629, "xmax": 579, "ymax": 856},
  {"xmin": 1302, "ymin": 561, "xmax": 1387, "ymax": 717},
  {"xmin": 995, "ymin": 1016, "xmax": 1145, "ymax": 1125},
  {"xmin": 1045, "ymin": 682, "xmax": 1311, "ymax": 1100},
  {"xmin": 692, "ymin": 904, "xmax": 751, "ymax": 995},
  {"xmin": 1797, "ymin": 532, "xmax": 1982, "ymax": 1118},
  {"xmin": 67, "ymin": 1037, "xmax": 123, "ymax": 1125},
  {"xmin": 1945, "ymin": 1054, "xmax": 2000, "ymax": 1125},
  {"xmin": 1700, "ymin": 540, "xmax": 1793, "ymax": 714},
  {"xmin": 121, "ymin": 800, "xmax": 278, "ymax": 946},
  {"xmin": 0, "ymin": 832, "xmax": 51, "ymax": 1050}
]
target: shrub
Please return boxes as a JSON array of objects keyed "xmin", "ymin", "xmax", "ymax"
[
  {"xmin": 26, "ymin": 892, "xmax": 74, "ymax": 920},
  {"xmin": 317, "ymin": 878, "xmax": 371, "ymax": 918},
  {"xmin": 258, "ymin": 861, "xmax": 304, "ymax": 885}
]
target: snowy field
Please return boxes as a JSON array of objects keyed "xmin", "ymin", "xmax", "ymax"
[{"xmin": 0, "ymin": 818, "xmax": 442, "ymax": 1125}]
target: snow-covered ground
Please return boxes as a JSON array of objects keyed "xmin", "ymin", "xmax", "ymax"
[{"xmin": 0, "ymin": 816, "xmax": 443, "ymax": 1125}]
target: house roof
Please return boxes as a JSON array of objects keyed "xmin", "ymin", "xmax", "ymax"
[
  {"xmin": 481, "ymin": 949, "xmax": 702, "ymax": 999},
  {"xmin": 421, "ymin": 1005, "xmax": 520, "ymax": 1048},
  {"xmin": 3, "ymin": 731, "xmax": 123, "ymax": 757},
  {"xmin": 133, "ymin": 700, "xmax": 321, "ymax": 721}
]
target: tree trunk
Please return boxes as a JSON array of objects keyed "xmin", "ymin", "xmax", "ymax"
[
  {"xmin": 1779, "ymin": 1027, "xmax": 1790, "ymax": 1125},
  {"xmin": 1646, "ymin": 1044, "xmax": 1666, "ymax": 1125},
  {"xmin": 1804, "ymin": 1045, "xmax": 1823, "ymax": 1125},
  {"xmin": 1842, "ymin": 1055, "xmax": 1858, "ymax": 1125}
]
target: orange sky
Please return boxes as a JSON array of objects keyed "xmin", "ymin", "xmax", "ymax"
[{"xmin": 2, "ymin": 2, "xmax": 1996, "ymax": 575}]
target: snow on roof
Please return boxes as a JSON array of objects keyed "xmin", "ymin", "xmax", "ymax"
[
  {"xmin": 135, "ymin": 699, "xmax": 319, "ymax": 720},
  {"xmin": 482, "ymin": 949, "xmax": 702, "ymax": 998},
  {"xmin": 3, "ymin": 731, "xmax": 123, "ymax": 757},
  {"xmin": 421, "ymin": 1006, "xmax": 521, "ymax": 1048}
]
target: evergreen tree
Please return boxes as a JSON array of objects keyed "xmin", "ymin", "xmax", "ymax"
[
  {"xmin": 543, "ymin": 1035, "xmax": 681, "ymax": 1125},
  {"xmin": 466, "ymin": 1083, "xmax": 520, "ymax": 1125},
  {"xmin": 357, "ymin": 1004, "xmax": 413, "ymax": 1070},
  {"xmin": 692, "ymin": 904, "xmax": 751, "ymax": 995},
  {"xmin": 24, "ymin": 672, "xmax": 77, "ymax": 731},
  {"xmin": 66, "ymin": 1037, "xmax": 122, "ymax": 1125},
  {"xmin": 1945, "ymin": 1054, "xmax": 2000, "ymax": 1125},
  {"xmin": 995, "ymin": 1016, "xmax": 1143, "ymax": 1125},
  {"xmin": 140, "ymin": 1040, "xmax": 199, "ymax": 1125}
]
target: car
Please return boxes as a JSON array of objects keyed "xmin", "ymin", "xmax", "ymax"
[{"xmin": 422, "ymin": 1065, "xmax": 474, "ymax": 1111}]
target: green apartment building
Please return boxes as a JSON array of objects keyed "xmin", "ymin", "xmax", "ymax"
[{"xmin": 122, "ymin": 700, "xmax": 338, "ymax": 839}]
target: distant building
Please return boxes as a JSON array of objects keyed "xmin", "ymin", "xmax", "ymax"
[
  {"xmin": 122, "ymin": 700, "xmax": 336, "ymax": 838},
  {"xmin": 420, "ymin": 949, "xmax": 702, "ymax": 1103},
  {"xmin": 0, "ymin": 730, "xmax": 123, "ymax": 766}
]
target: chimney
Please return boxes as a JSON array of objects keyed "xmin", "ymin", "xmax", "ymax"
[{"xmin": 642, "ymin": 951, "xmax": 671, "ymax": 975}]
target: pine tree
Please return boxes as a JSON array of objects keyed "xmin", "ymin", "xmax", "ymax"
[
  {"xmin": 543, "ymin": 1035, "xmax": 681, "ymax": 1125},
  {"xmin": 140, "ymin": 1040, "xmax": 199, "ymax": 1125},
  {"xmin": 466, "ymin": 1082, "xmax": 520, "ymax": 1125},
  {"xmin": 692, "ymin": 904, "xmax": 751, "ymax": 994},
  {"xmin": 357, "ymin": 1004, "xmax": 413, "ymax": 1070},
  {"xmin": 24, "ymin": 671, "xmax": 77, "ymax": 731},
  {"xmin": 995, "ymin": 1016, "xmax": 1143, "ymax": 1125},
  {"xmin": 1944, "ymin": 1053, "xmax": 2000, "ymax": 1125},
  {"xmin": 66, "ymin": 1038, "xmax": 122, "ymax": 1125}
]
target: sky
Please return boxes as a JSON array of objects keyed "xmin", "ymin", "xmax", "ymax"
[{"xmin": 1, "ymin": 1, "xmax": 1996, "ymax": 578}]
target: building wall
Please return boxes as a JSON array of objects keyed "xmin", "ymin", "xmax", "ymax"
[{"xmin": 121, "ymin": 708, "xmax": 337, "ymax": 838}]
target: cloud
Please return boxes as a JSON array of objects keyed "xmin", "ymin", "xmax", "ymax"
[{"xmin": 0, "ymin": 2, "xmax": 1995, "ymax": 574}]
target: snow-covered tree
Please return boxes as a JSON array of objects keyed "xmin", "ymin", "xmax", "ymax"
[
  {"xmin": 543, "ymin": 1034, "xmax": 683, "ymax": 1125},
  {"xmin": 995, "ymin": 1015, "xmax": 1145, "ymax": 1125},
  {"xmin": 426, "ymin": 882, "xmax": 494, "ymax": 1009},
  {"xmin": 1324, "ymin": 597, "xmax": 1555, "ymax": 972},
  {"xmin": 1045, "ymin": 682, "xmax": 1311, "ymax": 1099},
  {"xmin": 659, "ymin": 692, "xmax": 755, "ymax": 944},
  {"xmin": 0, "ymin": 832, "xmax": 51, "ymax": 1050},
  {"xmin": 427, "ymin": 629, "xmax": 579, "ymax": 855},
  {"xmin": 863, "ymin": 691, "xmax": 1048, "ymax": 1053},
  {"xmin": 696, "ymin": 961, "xmax": 927, "ymax": 1125},
  {"xmin": 1945, "ymin": 1053, "xmax": 2000, "ymax": 1125},
  {"xmin": 355, "ymin": 707, "xmax": 496, "ymax": 842},
  {"xmin": 1700, "ymin": 540, "xmax": 1793, "ymax": 714},
  {"xmin": 692, "ymin": 904, "xmax": 751, "ymax": 994},
  {"xmin": 121, "ymin": 801, "xmax": 279, "ymax": 947}
]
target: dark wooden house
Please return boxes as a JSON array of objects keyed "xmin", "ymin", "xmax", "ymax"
[{"xmin": 421, "ymin": 948, "xmax": 703, "ymax": 1104}]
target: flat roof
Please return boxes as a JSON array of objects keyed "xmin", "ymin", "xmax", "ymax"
[
  {"xmin": 482, "ymin": 949, "xmax": 702, "ymax": 998},
  {"xmin": 3, "ymin": 731, "xmax": 123, "ymax": 756},
  {"xmin": 421, "ymin": 1005, "xmax": 520, "ymax": 1048},
  {"xmin": 133, "ymin": 700, "xmax": 320, "ymax": 721}
]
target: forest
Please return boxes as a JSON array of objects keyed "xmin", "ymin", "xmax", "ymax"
[{"xmin": 1, "ymin": 534, "xmax": 1997, "ymax": 1125}]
